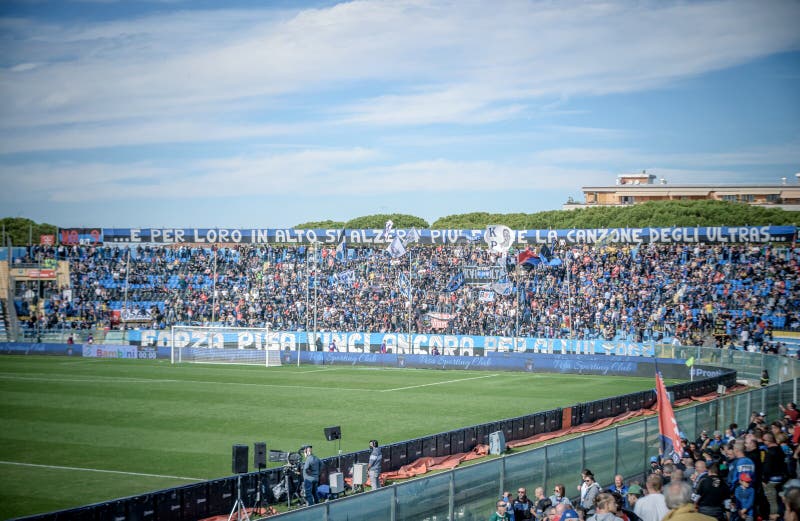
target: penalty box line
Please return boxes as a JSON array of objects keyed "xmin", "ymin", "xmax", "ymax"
[
  {"xmin": 380, "ymin": 373, "xmax": 500, "ymax": 392},
  {"xmin": 0, "ymin": 460, "xmax": 204, "ymax": 481}
]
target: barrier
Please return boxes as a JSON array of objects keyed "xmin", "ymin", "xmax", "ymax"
[{"xmin": 6, "ymin": 347, "xmax": 760, "ymax": 521}]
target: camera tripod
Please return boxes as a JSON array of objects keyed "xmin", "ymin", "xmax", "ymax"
[{"xmin": 251, "ymin": 467, "xmax": 266, "ymax": 515}]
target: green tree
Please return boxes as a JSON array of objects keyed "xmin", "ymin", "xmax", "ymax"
[
  {"xmin": 294, "ymin": 220, "xmax": 346, "ymax": 229},
  {"xmin": 344, "ymin": 213, "xmax": 429, "ymax": 229},
  {"xmin": 0, "ymin": 217, "xmax": 58, "ymax": 246}
]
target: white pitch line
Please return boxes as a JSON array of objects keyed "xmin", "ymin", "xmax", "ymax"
[
  {"xmin": 380, "ymin": 373, "xmax": 500, "ymax": 392},
  {"xmin": 0, "ymin": 460, "xmax": 204, "ymax": 481},
  {"xmin": 0, "ymin": 373, "xmax": 365, "ymax": 392}
]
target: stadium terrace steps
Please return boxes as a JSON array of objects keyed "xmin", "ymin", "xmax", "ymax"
[{"xmin": 0, "ymin": 299, "xmax": 8, "ymax": 342}]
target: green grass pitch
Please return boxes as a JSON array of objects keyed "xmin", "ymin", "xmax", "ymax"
[{"xmin": 0, "ymin": 356, "xmax": 667, "ymax": 519}]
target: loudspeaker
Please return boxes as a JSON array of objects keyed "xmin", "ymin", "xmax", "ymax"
[
  {"xmin": 352, "ymin": 463, "xmax": 367, "ymax": 485},
  {"xmin": 254, "ymin": 442, "xmax": 267, "ymax": 469},
  {"xmin": 489, "ymin": 430, "xmax": 506, "ymax": 455},
  {"xmin": 324, "ymin": 425, "xmax": 342, "ymax": 441},
  {"xmin": 232, "ymin": 444, "xmax": 248, "ymax": 474},
  {"xmin": 329, "ymin": 472, "xmax": 345, "ymax": 494},
  {"xmin": 717, "ymin": 384, "xmax": 727, "ymax": 395}
]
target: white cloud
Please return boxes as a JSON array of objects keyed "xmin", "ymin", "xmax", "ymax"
[{"xmin": 1, "ymin": 0, "xmax": 799, "ymax": 151}]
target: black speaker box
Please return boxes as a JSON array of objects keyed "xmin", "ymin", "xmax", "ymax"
[
  {"xmin": 422, "ymin": 436, "xmax": 437, "ymax": 457},
  {"xmin": 451, "ymin": 429, "xmax": 465, "ymax": 453},
  {"xmin": 128, "ymin": 494, "xmax": 155, "ymax": 521},
  {"xmin": 254, "ymin": 442, "xmax": 267, "ymax": 468},
  {"xmin": 407, "ymin": 438, "xmax": 423, "ymax": 460},
  {"xmin": 154, "ymin": 489, "xmax": 181, "ymax": 520},
  {"xmin": 181, "ymin": 483, "xmax": 208, "ymax": 521},
  {"xmin": 206, "ymin": 478, "xmax": 235, "ymax": 517},
  {"xmin": 436, "ymin": 432, "xmax": 451, "ymax": 457},
  {"xmin": 324, "ymin": 425, "xmax": 341, "ymax": 441},
  {"xmin": 232, "ymin": 444, "xmax": 248, "ymax": 474}
]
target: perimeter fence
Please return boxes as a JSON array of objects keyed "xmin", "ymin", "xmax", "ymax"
[{"xmin": 14, "ymin": 345, "xmax": 798, "ymax": 521}]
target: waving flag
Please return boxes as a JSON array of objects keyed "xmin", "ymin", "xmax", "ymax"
[
  {"xmin": 384, "ymin": 219, "xmax": 394, "ymax": 238},
  {"xmin": 397, "ymin": 272, "xmax": 412, "ymax": 299},
  {"xmin": 406, "ymin": 227, "xmax": 422, "ymax": 244},
  {"xmin": 518, "ymin": 248, "xmax": 536, "ymax": 264},
  {"xmin": 335, "ymin": 238, "xmax": 347, "ymax": 261},
  {"xmin": 444, "ymin": 272, "xmax": 465, "ymax": 292},
  {"xmin": 387, "ymin": 236, "xmax": 407, "ymax": 258},
  {"xmin": 656, "ymin": 371, "xmax": 684, "ymax": 463}
]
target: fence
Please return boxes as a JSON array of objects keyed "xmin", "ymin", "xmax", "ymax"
[
  {"xmin": 13, "ymin": 345, "xmax": 796, "ymax": 521},
  {"xmin": 274, "ymin": 375, "xmax": 798, "ymax": 521}
]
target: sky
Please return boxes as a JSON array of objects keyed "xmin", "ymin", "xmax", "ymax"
[{"xmin": 1, "ymin": 0, "xmax": 799, "ymax": 229}]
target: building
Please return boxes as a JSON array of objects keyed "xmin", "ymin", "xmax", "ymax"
[{"xmin": 564, "ymin": 171, "xmax": 800, "ymax": 210}]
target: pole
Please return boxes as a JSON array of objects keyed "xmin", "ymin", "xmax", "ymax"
[
  {"xmin": 566, "ymin": 249, "xmax": 573, "ymax": 339},
  {"xmin": 408, "ymin": 246, "xmax": 413, "ymax": 353},
  {"xmin": 211, "ymin": 246, "xmax": 218, "ymax": 324},
  {"xmin": 305, "ymin": 246, "xmax": 310, "ymax": 347},
  {"xmin": 514, "ymin": 266, "xmax": 520, "ymax": 338},
  {"xmin": 123, "ymin": 249, "xmax": 130, "ymax": 332},
  {"xmin": 313, "ymin": 242, "xmax": 318, "ymax": 356}
]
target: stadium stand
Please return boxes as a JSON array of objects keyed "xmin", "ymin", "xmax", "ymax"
[
  {"xmin": 0, "ymin": 299, "xmax": 8, "ymax": 343},
  {"xmin": 6, "ymin": 242, "xmax": 799, "ymax": 357}
]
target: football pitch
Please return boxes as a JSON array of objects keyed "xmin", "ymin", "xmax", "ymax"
[{"xmin": 0, "ymin": 356, "xmax": 668, "ymax": 519}]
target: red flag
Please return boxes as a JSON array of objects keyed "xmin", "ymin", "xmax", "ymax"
[
  {"xmin": 517, "ymin": 248, "xmax": 537, "ymax": 264},
  {"xmin": 655, "ymin": 371, "xmax": 684, "ymax": 462}
]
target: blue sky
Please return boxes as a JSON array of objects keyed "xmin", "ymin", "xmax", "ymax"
[{"xmin": 1, "ymin": 0, "xmax": 799, "ymax": 228}]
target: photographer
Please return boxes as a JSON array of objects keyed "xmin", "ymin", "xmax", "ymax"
[
  {"xmin": 368, "ymin": 439, "xmax": 382, "ymax": 489},
  {"xmin": 302, "ymin": 445, "xmax": 321, "ymax": 505}
]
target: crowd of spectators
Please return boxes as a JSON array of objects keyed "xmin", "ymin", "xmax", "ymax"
[
  {"xmin": 493, "ymin": 406, "xmax": 800, "ymax": 521},
  {"xmin": 10, "ymin": 241, "xmax": 800, "ymax": 352}
]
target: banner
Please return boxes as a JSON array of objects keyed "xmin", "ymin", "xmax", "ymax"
[
  {"xmin": 59, "ymin": 228, "xmax": 103, "ymax": 245},
  {"xmin": 81, "ymin": 345, "xmax": 139, "ymax": 359},
  {"xmin": 463, "ymin": 266, "xmax": 507, "ymax": 285},
  {"xmin": 11, "ymin": 268, "xmax": 56, "ymax": 279},
  {"xmin": 656, "ymin": 371, "xmax": 684, "ymax": 462},
  {"xmin": 485, "ymin": 225, "xmax": 514, "ymax": 253},
  {"xmin": 74, "ymin": 226, "xmax": 796, "ymax": 245},
  {"xmin": 128, "ymin": 329, "xmax": 661, "ymax": 357}
]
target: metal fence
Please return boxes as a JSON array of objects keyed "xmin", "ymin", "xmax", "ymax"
[{"xmin": 273, "ymin": 350, "xmax": 798, "ymax": 521}]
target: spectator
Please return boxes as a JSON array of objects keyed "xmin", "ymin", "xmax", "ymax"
[
  {"xmin": 662, "ymin": 480, "xmax": 715, "ymax": 521},
  {"xmin": 634, "ymin": 474, "xmax": 669, "ymax": 521},
  {"xmin": 733, "ymin": 474, "xmax": 754, "ymax": 521},
  {"xmin": 513, "ymin": 487, "xmax": 535, "ymax": 521},
  {"xmin": 587, "ymin": 492, "xmax": 624, "ymax": 521}
]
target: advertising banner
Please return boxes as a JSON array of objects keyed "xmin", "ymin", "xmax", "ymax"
[
  {"xmin": 81, "ymin": 345, "xmax": 138, "ymax": 359},
  {"xmin": 11, "ymin": 268, "xmax": 56, "ymax": 279}
]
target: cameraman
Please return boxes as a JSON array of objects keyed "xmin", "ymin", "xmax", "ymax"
[
  {"xmin": 368, "ymin": 439, "xmax": 382, "ymax": 489},
  {"xmin": 302, "ymin": 445, "xmax": 321, "ymax": 505}
]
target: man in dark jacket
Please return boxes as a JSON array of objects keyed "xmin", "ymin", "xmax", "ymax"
[
  {"xmin": 302, "ymin": 445, "xmax": 321, "ymax": 505},
  {"xmin": 762, "ymin": 433, "xmax": 787, "ymax": 520},
  {"xmin": 513, "ymin": 487, "xmax": 535, "ymax": 520},
  {"xmin": 367, "ymin": 439, "xmax": 382, "ymax": 490}
]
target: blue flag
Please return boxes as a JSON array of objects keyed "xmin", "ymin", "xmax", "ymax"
[
  {"xmin": 336, "ymin": 238, "xmax": 346, "ymax": 261},
  {"xmin": 444, "ymin": 272, "xmax": 465, "ymax": 292}
]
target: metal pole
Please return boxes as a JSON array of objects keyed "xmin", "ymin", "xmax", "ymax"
[
  {"xmin": 305, "ymin": 246, "xmax": 310, "ymax": 359},
  {"xmin": 408, "ymin": 246, "xmax": 413, "ymax": 353},
  {"xmin": 567, "ymin": 250, "xmax": 573, "ymax": 339},
  {"xmin": 211, "ymin": 247, "xmax": 218, "ymax": 324},
  {"xmin": 313, "ymin": 242, "xmax": 318, "ymax": 354},
  {"xmin": 515, "ymin": 267, "xmax": 520, "ymax": 338},
  {"xmin": 123, "ymin": 249, "xmax": 130, "ymax": 332}
]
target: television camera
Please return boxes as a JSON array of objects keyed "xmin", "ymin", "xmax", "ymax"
[{"xmin": 269, "ymin": 448, "xmax": 305, "ymax": 507}]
